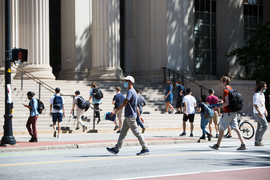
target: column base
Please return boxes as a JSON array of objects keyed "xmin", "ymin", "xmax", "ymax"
[
  {"xmin": 13, "ymin": 64, "xmax": 55, "ymax": 80},
  {"xmin": 58, "ymin": 70, "xmax": 90, "ymax": 80},
  {"xmin": 87, "ymin": 67, "xmax": 124, "ymax": 81}
]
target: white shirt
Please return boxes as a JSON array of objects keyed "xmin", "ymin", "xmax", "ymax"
[
  {"xmin": 50, "ymin": 95, "xmax": 65, "ymax": 113},
  {"xmin": 253, "ymin": 91, "xmax": 265, "ymax": 114},
  {"xmin": 183, "ymin": 95, "xmax": 197, "ymax": 114}
]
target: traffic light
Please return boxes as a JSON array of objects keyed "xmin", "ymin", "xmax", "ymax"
[{"xmin": 12, "ymin": 48, "xmax": 28, "ymax": 63}]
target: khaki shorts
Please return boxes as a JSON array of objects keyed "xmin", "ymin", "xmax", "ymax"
[
  {"xmin": 219, "ymin": 112, "xmax": 238, "ymax": 131},
  {"xmin": 209, "ymin": 111, "xmax": 219, "ymax": 124},
  {"xmin": 114, "ymin": 108, "xmax": 123, "ymax": 120}
]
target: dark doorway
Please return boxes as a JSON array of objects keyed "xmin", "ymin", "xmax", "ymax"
[
  {"xmin": 120, "ymin": 0, "xmax": 125, "ymax": 72},
  {"xmin": 49, "ymin": 0, "xmax": 61, "ymax": 79}
]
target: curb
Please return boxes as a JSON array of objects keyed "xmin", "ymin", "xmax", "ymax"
[{"xmin": 0, "ymin": 139, "xmax": 217, "ymax": 153}]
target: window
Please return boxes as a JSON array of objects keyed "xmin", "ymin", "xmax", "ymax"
[
  {"xmin": 194, "ymin": 0, "xmax": 216, "ymax": 75},
  {"xmin": 244, "ymin": 0, "xmax": 264, "ymax": 41},
  {"xmin": 243, "ymin": 0, "xmax": 264, "ymax": 76}
]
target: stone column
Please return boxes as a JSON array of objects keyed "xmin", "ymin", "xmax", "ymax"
[
  {"xmin": 88, "ymin": 0, "xmax": 123, "ymax": 81},
  {"xmin": 13, "ymin": 0, "xmax": 55, "ymax": 79}
]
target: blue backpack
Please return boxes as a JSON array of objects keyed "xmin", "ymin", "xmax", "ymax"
[
  {"xmin": 53, "ymin": 95, "xmax": 63, "ymax": 110},
  {"xmin": 202, "ymin": 103, "xmax": 214, "ymax": 119}
]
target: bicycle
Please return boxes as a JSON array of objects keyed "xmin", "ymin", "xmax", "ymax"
[{"xmin": 220, "ymin": 112, "xmax": 255, "ymax": 139}]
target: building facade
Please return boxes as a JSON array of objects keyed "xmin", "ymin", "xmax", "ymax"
[{"xmin": 1, "ymin": 0, "xmax": 269, "ymax": 82}]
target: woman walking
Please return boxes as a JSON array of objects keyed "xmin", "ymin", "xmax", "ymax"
[{"xmin": 164, "ymin": 80, "xmax": 176, "ymax": 114}]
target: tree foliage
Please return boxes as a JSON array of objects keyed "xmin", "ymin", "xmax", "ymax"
[
  {"xmin": 227, "ymin": 22, "xmax": 270, "ymax": 108},
  {"xmin": 226, "ymin": 21, "xmax": 270, "ymax": 82}
]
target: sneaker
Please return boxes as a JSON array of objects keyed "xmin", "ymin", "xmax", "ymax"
[
  {"xmin": 172, "ymin": 110, "xmax": 177, "ymax": 114},
  {"xmin": 255, "ymin": 141, "xmax": 264, "ymax": 146},
  {"xmin": 209, "ymin": 144, "xmax": 219, "ymax": 150},
  {"xmin": 207, "ymin": 133, "xmax": 212, "ymax": 141},
  {"xmin": 53, "ymin": 131, "xmax": 57, "ymax": 138},
  {"xmin": 136, "ymin": 149, "xmax": 150, "ymax": 156},
  {"xmin": 29, "ymin": 138, "xmax": 38, "ymax": 142},
  {"xmin": 113, "ymin": 125, "xmax": 119, "ymax": 131},
  {"xmin": 116, "ymin": 130, "xmax": 121, "ymax": 133},
  {"xmin": 237, "ymin": 144, "xmax": 247, "ymax": 150},
  {"xmin": 83, "ymin": 125, "xmax": 87, "ymax": 132},
  {"xmin": 106, "ymin": 147, "xmax": 119, "ymax": 155},
  {"xmin": 175, "ymin": 111, "xmax": 181, "ymax": 114},
  {"xmin": 199, "ymin": 134, "xmax": 206, "ymax": 140},
  {"xmin": 142, "ymin": 127, "xmax": 146, "ymax": 134},
  {"xmin": 163, "ymin": 112, "xmax": 168, "ymax": 114},
  {"xmin": 190, "ymin": 133, "xmax": 193, "ymax": 137},
  {"xmin": 179, "ymin": 132, "xmax": 186, "ymax": 136},
  {"xmin": 215, "ymin": 134, "xmax": 219, "ymax": 138},
  {"xmin": 226, "ymin": 135, "xmax": 232, "ymax": 138},
  {"xmin": 57, "ymin": 135, "xmax": 60, "ymax": 138},
  {"xmin": 75, "ymin": 127, "xmax": 79, "ymax": 130}
]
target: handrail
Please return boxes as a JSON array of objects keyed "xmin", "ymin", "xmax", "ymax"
[
  {"xmin": 161, "ymin": 67, "xmax": 222, "ymax": 99},
  {"xmin": 12, "ymin": 64, "xmax": 62, "ymax": 95}
]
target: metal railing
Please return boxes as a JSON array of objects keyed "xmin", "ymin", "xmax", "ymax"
[
  {"xmin": 161, "ymin": 67, "xmax": 222, "ymax": 98},
  {"xmin": 10, "ymin": 64, "xmax": 101, "ymax": 132}
]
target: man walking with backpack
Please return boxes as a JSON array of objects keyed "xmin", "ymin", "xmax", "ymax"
[
  {"xmin": 70, "ymin": 91, "xmax": 87, "ymax": 132},
  {"xmin": 23, "ymin": 91, "xmax": 39, "ymax": 142},
  {"xmin": 210, "ymin": 76, "xmax": 247, "ymax": 150},
  {"xmin": 89, "ymin": 83, "xmax": 103, "ymax": 125},
  {"xmin": 50, "ymin": 87, "xmax": 65, "ymax": 138}
]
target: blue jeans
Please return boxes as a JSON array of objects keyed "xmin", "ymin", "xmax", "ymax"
[
  {"xmin": 200, "ymin": 115, "xmax": 210, "ymax": 134},
  {"xmin": 136, "ymin": 110, "xmax": 144, "ymax": 128}
]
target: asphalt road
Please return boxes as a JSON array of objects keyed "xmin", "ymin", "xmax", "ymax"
[{"xmin": 1, "ymin": 140, "xmax": 270, "ymax": 180}]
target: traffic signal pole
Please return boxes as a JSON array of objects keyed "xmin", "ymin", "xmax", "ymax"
[{"xmin": 1, "ymin": 0, "xmax": 16, "ymax": 145}]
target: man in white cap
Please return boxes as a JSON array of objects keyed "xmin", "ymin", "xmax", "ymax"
[{"xmin": 106, "ymin": 75, "xmax": 150, "ymax": 156}]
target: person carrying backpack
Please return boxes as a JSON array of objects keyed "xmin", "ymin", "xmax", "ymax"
[
  {"xmin": 23, "ymin": 91, "xmax": 39, "ymax": 142},
  {"xmin": 210, "ymin": 76, "xmax": 247, "ymax": 151},
  {"xmin": 197, "ymin": 95, "xmax": 212, "ymax": 141},
  {"xmin": 70, "ymin": 91, "xmax": 87, "ymax": 132},
  {"xmin": 50, "ymin": 87, "xmax": 65, "ymax": 138},
  {"xmin": 89, "ymin": 83, "xmax": 102, "ymax": 125}
]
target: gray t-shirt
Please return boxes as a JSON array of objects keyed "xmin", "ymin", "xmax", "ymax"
[
  {"xmin": 137, "ymin": 94, "xmax": 146, "ymax": 112},
  {"xmin": 124, "ymin": 88, "xmax": 138, "ymax": 118}
]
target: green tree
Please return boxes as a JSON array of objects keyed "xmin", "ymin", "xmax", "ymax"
[{"xmin": 227, "ymin": 22, "xmax": 270, "ymax": 109}]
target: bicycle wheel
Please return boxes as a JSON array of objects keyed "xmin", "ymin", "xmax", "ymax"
[{"xmin": 239, "ymin": 121, "xmax": 254, "ymax": 139}]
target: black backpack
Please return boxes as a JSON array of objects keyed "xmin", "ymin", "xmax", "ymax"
[
  {"xmin": 76, "ymin": 96, "xmax": 90, "ymax": 112},
  {"xmin": 53, "ymin": 95, "xmax": 63, "ymax": 110},
  {"xmin": 92, "ymin": 88, "xmax": 103, "ymax": 99},
  {"xmin": 29, "ymin": 98, "xmax": 44, "ymax": 114},
  {"xmin": 77, "ymin": 96, "xmax": 87, "ymax": 109},
  {"xmin": 226, "ymin": 88, "xmax": 244, "ymax": 112}
]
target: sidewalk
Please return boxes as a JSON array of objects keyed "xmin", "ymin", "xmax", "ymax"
[{"xmin": 0, "ymin": 128, "xmax": 251, "ymax": 153}]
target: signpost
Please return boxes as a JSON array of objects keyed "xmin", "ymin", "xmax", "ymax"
[{"xmin": 1, "ymin": 0, "xmax": 16, "ymax": 145}]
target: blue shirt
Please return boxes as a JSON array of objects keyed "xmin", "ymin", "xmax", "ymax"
[
  {"xmin": 29, "ymin": 97, "xmax": 39, "ymax": 116},
  {"xmin": 90, "ymin": 89, "xmax": 102, "ymax": 104},
  {"xmin": 137, "ymin": 94, "xmax": 146, "ymax": 112},
  {"xmin": 124, "ymin": 88, "xmax": 138, "ymax": 118},
  {"xmin": 177, "ymin": 84, "xmax": 184, "ymax": 96},
  {"xmin": 113, "ymin": 93, "xmax": 125, "ymax": 109}
]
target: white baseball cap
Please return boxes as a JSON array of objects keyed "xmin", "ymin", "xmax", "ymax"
[{"xmin": 124, "ymin": 75, "xmax": 135, "ymax": 83}]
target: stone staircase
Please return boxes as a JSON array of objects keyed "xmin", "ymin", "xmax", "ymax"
[
  {"xmin": 0, "ymin": 79, "xmax": 191, "ymax": 135},
  {"xmin": 0, "ymin": 77, "xmax": 256, "ymax": 135}
]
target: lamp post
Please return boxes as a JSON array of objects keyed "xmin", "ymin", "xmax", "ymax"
[{"xmin": 1, "ymin": 0, "xmax": 16, "ymax": 145}]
